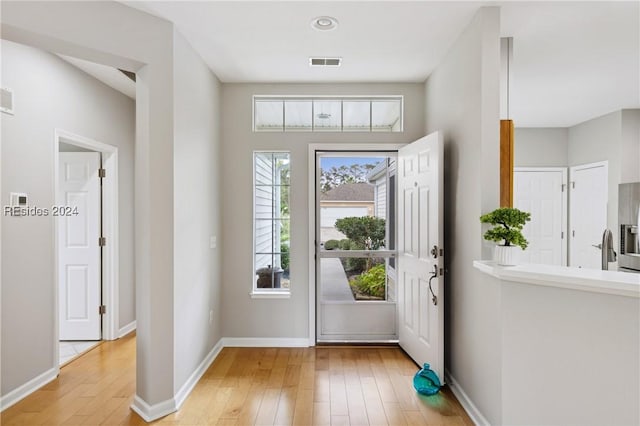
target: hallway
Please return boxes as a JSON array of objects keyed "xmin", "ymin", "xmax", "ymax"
[
  {"xmin": 1, "ymin": 334, "xmax": 471, "ymax": 425},
  {"xmin": 1, "ymin": 333, "xmax": 139, "ymax": 425}
]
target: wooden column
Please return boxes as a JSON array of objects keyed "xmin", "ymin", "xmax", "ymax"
[{"xmin": 500, "ymin": 119, "xmax": 514, "ymax": 207}]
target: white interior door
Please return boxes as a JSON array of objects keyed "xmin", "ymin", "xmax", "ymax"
[
  {"xmin": 514, "ymin": 168, "xmax": 567, "ymax": 266},
  {"xmin": 569, "ymin": 161, "xmax": 608, "ymax": 269},
  {"xmin": 397, "ymin": 131, "xmax": 444, "ymax": 381},
  {"xmin": 58, "ymin": 152, "xmax": 102, "ymax": 340}
]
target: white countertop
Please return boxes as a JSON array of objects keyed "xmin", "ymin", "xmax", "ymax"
[{"xmin": 474, "ymin": 260, "xmax": 640, "ymax": 298}]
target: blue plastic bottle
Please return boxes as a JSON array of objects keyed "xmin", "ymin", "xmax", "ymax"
[{"xmin": 413, "ymin": 363, "xmax": 441, "ymax": 395}]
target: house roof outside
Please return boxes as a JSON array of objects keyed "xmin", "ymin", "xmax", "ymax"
[
  {"xmin": 320, "ymin": 183, "xmax": 374, "ymax": 202},
  {"xmin": 366, "ymin": 160, "xmax": 387, "ymax": 182}
]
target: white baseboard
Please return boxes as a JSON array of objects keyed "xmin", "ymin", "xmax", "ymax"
[
  {"xmin": 3, "ymin": 336, "xmax": 307, "ymax": 419},
  {"xmin": 174, "ymin": 338, "xmax": 224, "ymax": 409},
  {"xmin": 130, "ymin": 395, "xmax": 176, "ymax": 423},
  {"xmin": 130, "ymin": 338, "xmax": 224, "ymax": 422},
  {"xmin": 445, "ymin": 370, "xmax": 490, "ymax": 426},
  {"xmin": 118, "ymin": 320, "xmax": 137, "ymax": 338},
  {"xmin": 0, "ymin": 367, "xmax": 59, "ymax": 411},
  {"xmin": 222, "ymin": 337, "xmax": 310, "ymax": 347}
]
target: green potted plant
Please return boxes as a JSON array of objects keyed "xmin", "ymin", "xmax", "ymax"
[{"xmin": 480, "ymin": 207, "xmax": 531, "ymax": 265}]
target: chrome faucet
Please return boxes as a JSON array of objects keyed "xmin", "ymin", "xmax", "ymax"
[{"xmin": 601, "ymin": 229, "xmax": 617, "ymax": 270}]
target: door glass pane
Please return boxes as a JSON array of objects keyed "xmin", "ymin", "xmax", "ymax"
[
  {"xmin": 284, "ymin": 100, "xmax": 312, "ymax": 131},
  {"xmin": 372, "ymin": 100, "xmax": 401, "ymax": 132},
  {"xmin": 318, "ymin": 155, "xmax": 392, "ymax": 301},
  {"xmin": 343, "ymin": 101, "xmax": 370, "ymax": 131},
  {"xmin": 254, "ymin": 100, "xmax": 283, "ymax": 131},
  {"xmin": 313, "ymin": 100, "xmax": 341, "ymax": 131},
  {"xmin": 320, "ymin": 156, "xmax": 387, "ymax": 248}
]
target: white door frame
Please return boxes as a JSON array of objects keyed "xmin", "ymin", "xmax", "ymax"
[
  {"xmin": 514, "ymin": 167, "xmax": 569, "ymax": 265},
  {"xmin": 307, "ymin": 143, "xmax": 404, "ymax": 345},
  {"xmin": 54, "ymin": 129, "xmax": 119, "ymax": 362}
]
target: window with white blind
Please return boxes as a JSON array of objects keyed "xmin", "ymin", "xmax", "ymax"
[{"xmin": 253, "ymin": 152, "xmax": 290, "ymax": 296}]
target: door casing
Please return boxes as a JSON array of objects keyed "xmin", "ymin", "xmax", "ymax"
[{"xmin": 54, "ymin": 129, "xmax": 119, "ymax": 366}]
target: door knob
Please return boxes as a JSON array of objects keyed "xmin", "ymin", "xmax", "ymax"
[{"xmin": 592, "ymin": 243, "xmax": 602, "ymax": 249}]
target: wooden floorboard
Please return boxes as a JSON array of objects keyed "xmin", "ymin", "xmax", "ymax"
[{"xmin": 1, "ymin": 334, "xmax": 473, "ymax": 425}]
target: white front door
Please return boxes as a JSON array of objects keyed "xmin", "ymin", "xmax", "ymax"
[
  {"xmin": 514, "ymin": 168, "xmax": 567, "ymax": 266},
  {"xmin": 397, "ymin": 131, "xmax": 444, "ymax": 381},
  {"xmin": 58, "ymin": 152, "xmax": 102, "ymax": 340},
  {"xmin": 569, "ymin": 161, "xmax": 608, "ymax": 269}
]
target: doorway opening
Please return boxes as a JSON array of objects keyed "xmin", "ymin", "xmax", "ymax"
[
  {"xmin": 54, "ymin": 129, "xmax": 119, "ymax": 366},
  {"xmin": 315, "ymin": 151, "xmax": 398, "ymax": 343},
  {"xmin": 309, "ymin": 133, "xmax": 445, "ymax": 380}
]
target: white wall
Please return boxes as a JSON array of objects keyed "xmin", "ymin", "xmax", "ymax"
[
  {"xmin": 1, "ymin": 39, "xmax": 135, "ymax": 394},
  {"xmin": 1, "ymin": 2, "xmax": 223, "ymax": 417},
  {"xmin": 514, "ymin": 128, "xmax": 568, "ymax": 167},
  {"xmin": 172, "ymin": 30, "xmax": 223, "ymax": 394},
  {"xmin": 499, "ymin": 278, "xmax": 639, "ymax": 425},
  {"xmin": 568, "ymin": 110, "xmax": 623, "ymax": 256},
  {"xmin": 424, "ymin": 7, "xmax": 502, "ymax": 424},
  {"xmin": 2, "ymin": 0, "xmax": 178, "ymax": 407},
  {"xmin": 621, "ymin": 109, "xmax": 640, "ymax": 184},
  {"xmin": 220, "ymin": 83, "xmax": 425, "ymax": 339}
]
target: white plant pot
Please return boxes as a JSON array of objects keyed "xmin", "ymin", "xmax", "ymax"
[{"xmin": 494, "ymin": 245, "xmax": 519, "ymax": 266}]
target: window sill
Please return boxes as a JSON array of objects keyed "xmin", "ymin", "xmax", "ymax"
[{"xmin": 250, "ymin": 291, "xmax": 291, "ymax": 299}]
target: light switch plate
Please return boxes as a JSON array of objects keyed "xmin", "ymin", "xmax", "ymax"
[
  {"xmin": 10, "ymin": 192, "xmax": 27, "ymax": 207},
  {"xmin": 210, "ymin": 236, "xmax": 217, "ymax": 249}
]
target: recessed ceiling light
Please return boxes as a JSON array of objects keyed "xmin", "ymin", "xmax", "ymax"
[{"xmin": 311, "ymin": 16, "xmax": 338, "ymax": 31}]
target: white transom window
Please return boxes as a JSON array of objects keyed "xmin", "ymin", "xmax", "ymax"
[{"xmin": 253, "ymin": 96, "xmax": 403, "ymax": 132}]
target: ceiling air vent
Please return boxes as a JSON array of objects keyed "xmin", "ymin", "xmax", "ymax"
[
  {"xmin": 1, "ymin": 87, "xmax": 14, "ymax": 115},
  {"xmin": 309, "ymin": 57, "xmax": 342, "ymax": 67}
]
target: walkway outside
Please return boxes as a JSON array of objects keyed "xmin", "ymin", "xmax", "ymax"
[{"xmin": 320, "ymin": 257, "xmax": 355, "ymax": 302}]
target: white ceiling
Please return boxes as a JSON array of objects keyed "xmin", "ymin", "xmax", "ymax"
[
  {"xmin": 500, "ymin": 2, "xmax": 639, "ymax": 127},
  {"xmin": 124, "ymin": 1, "xmax": 481, "ymax": 83},
  {"xmin": 110, "ymin": 1, "xmax": 638, "ymax": 127}
]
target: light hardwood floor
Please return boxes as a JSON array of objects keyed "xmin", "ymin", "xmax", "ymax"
[{"xmin": 1, "ymin": 334, "xmax": 473, "ymax": 425}]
